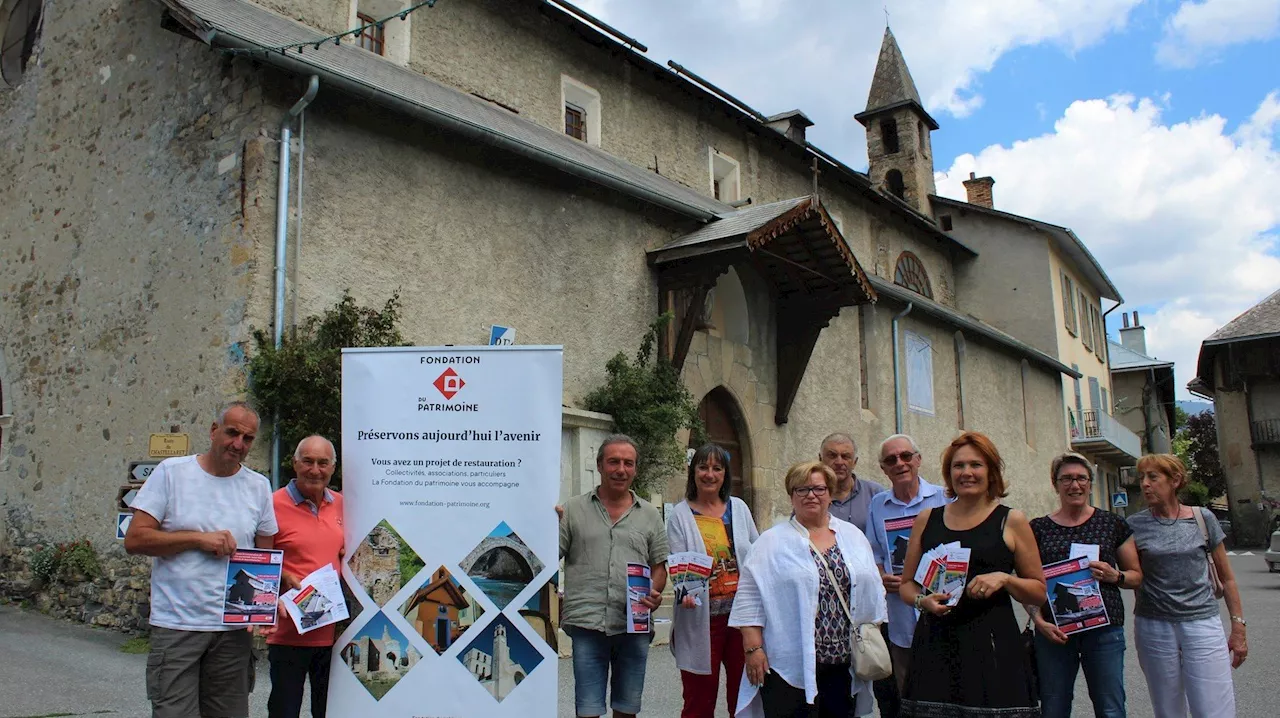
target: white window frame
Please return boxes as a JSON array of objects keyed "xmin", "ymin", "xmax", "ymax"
[
  {"xmin": 350, "ymin": 0, "xmax": 412, "ymax": 66},
  {"xmin": 561, "ymin": 75, "xmax": 602, "ymax": 147},
  {"xmin": 709, "ymin": 148, "xmax": 741, "ymax": 203},
  {"xmin": 905, "ymin": 330, "xmax": 935, "ymax": 416}
]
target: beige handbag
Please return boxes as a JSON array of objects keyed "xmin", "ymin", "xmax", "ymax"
[
  {"xmin": 1192, "ymin": 508, "xmax": 1225, "ymax": 599},
  {"xmin": 794, "ymin": 519, "xmax": 893, "ymax": 682}
]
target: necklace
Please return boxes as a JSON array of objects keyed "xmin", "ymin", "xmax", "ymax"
[{"xmin": 1152, "ymin": 504, "xmax": 1183, "ymax": 526}]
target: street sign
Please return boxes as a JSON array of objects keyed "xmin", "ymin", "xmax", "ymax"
[
  {"xmin": 1111, "ymin": 491, "xmax": 1129, "ymax": 508},
  {"xmin": 130, "ymin": 460, "xmax": 160, "ymax": 483},
  {"xmin": 116, "ymin": 512, "xmax": 132, "ymax": 540},
  {"xmin": 148, "ymin": 433, "xmax": 189, "ymax": 458},
  {"xmin": 488, "ymin": 324, "xmax": 515, "ymax": 346}
]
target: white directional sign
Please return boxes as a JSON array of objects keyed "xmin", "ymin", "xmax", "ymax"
[{"xmin": 130, "ymin": 461, "xmax": 160, "ymax": 483}]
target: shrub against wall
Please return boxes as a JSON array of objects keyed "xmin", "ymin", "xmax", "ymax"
[{"xmin": 248, "ymin": 291, "xmax": 406, "ymax": 487}]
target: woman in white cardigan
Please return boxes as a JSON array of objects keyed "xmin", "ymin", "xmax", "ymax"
[
  {"xmin": 729, "ymin": 461, "xmax": 887, "ymax": 718},
  {"xmin": 669, "ymin": 443, "xmax": 761, "ymax": 718}
]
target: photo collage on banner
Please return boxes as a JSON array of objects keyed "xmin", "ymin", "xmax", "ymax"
[{"xmin": 333, "ymin": 346, "xmax": 562, "ymax": 717}]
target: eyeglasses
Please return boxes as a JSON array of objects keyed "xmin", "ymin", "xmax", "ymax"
[
  {"xmin": 1056, "ymin": 475, "xmax": 1091, "ymax": 486},
  {"xmin": 881, "ymin": 451, "xmax": 917, "ymax": 466},
  {"xmin": 792, "ymin": 485, "xmax": 829, "ymax": 497}
]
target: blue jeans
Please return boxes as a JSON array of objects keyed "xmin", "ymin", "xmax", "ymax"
[
  {"xmin": 567, "ymin": 626, "xmax": 652, "ymax": 716},
  {"xmin": 1034, "ymin": 624, "xmax": 1126, "ymax": 718}
]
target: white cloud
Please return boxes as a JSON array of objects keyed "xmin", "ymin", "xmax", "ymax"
[
  {"xmin": 560, "ymin": 0, "xmax": 1141, "ymax": 164},
  {"xmin": 1156, "ymin": 0, "xmax": 1280, "ymax": 67},
  {"xmin": 937, "ymin": 92, "xmax": 1280, "ymax": 396}
]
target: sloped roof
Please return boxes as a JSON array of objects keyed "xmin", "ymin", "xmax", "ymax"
[
  {"xmin": 1204, "ymin": 287, "xmax": 1280, "ymax": 345},
  {"xmin": 854, "ymin": 28, "xmax": 938, "ymax": 130},
  {"xmin": 931, "ymin": 194, "xmax": 1122, "ymax": 302},
  {"xmin": 655, "ymin": 197, "xmax": 809, "ymax": 254},
  {"xmin": 160, "ymin": 0, "xmax": 731, "ymax": 220},
  {"xmin": 1108, "ymin": 340, "xmax": 1174, "ymax": 373}
]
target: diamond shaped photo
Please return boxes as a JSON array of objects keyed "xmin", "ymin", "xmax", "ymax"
[
  {"xmin": 338, "ymin": 610, "xmax": 422, "ymax": 701},
  {"xmin": 399, "ymin": 566, "xmax": 486, "ymax": 655},
  {"xmin": 456, "ymin": 614, "xmax": 545, "ymax": 703},
  {"xmin": 517, "ymin": 573, "xmax": 561, "ymax": 654},
  {"xmin": 460, "ymin": 521, "xmax": 546, "ymax": 610},
  {"xmin": 348, "ymin": 519, "xmax": 425, "ymax": 607}
]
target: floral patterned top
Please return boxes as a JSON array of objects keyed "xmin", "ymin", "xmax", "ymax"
[
  {"xmin": 812, "ymin": 543, "xmax": 853, "ymax": 664},
  {"xmin": 1031, "ymin": 509, "xmax": 1133, "ymax": 626}
]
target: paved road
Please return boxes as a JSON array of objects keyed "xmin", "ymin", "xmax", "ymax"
[{"xmin": 1, "ymin": 554, "xmax": 1273, "ymax": 717}]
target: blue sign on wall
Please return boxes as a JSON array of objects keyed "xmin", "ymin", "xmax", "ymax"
[{"xmin": 488, "ymin": 325, "xmax": 515, "ymax": 345}]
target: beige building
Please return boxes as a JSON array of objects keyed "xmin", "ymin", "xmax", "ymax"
[
  {"xmin": 0, "ymin": 0, "xmax": 1107, "ymax": 626},
  {"xmin": 932, "ymin": 177, "xmax": 1139, "ymax": 509},
  {"xmin": 1190, "ymin": 288, "xmax": 1280, "ymax": 545}
]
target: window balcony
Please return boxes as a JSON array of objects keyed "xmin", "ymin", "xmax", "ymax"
[{"xmin": 1071, "ymin": 409, "xmax": 1141, "ymax": 463}]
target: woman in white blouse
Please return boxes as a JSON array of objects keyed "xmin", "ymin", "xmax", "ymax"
[
  {"xmin": 729, "ymin": 461, "xmax": 887, "ymax": 718},
  {"xmin": 668, "ymin": 443, "xmax": 760, "ymax": 717}
]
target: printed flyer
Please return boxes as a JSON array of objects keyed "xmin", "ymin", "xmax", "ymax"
[
  {"xmin": 1044, "ymin": 556, "xmax": 1110, "ymax": 635},
  {"xmin": 883, "ymin": 514, "xmax": 918, "ymax": 575},
  {"xmin": 331, "ymin": 347, "xmax": 562, "ymax": 716},
  {"xmin": 626, "ymin": 563, "xmax": 652, "ymax": 634},
  {"xmin": 222, "ymin": 548, "xmax": 283, "ymax": 625},
  {"xmin": 280, "ymin": 564, "xmax": 349, "ymax": 634}
]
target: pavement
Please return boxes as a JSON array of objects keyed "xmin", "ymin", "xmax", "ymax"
[{"xmin": 1, "ymin": 553, "xmax": 1274, "ymax": 717}]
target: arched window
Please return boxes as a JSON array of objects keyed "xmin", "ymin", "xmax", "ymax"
[
  {"xmin": 894, "ymin": 251, "xmax": 933, "ymax": 299},
  {"xmin": 885, "ymin": 170, "xmax": 905, "ymax": 199},
  {"xmin": 1, "ymin": 0, "xmax": 43, "ymax": 88}
]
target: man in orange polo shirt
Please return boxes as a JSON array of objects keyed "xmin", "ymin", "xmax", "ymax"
[{"xmin": 267, "ymin": 435, "xmax": 345, "ymax": 718}]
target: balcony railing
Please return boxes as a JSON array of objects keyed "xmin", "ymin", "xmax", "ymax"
[
  {"xmin": 1073, "ymin": 409, "xmax": 1142, "ymax": 461},
  {"xmin": 1253, "ymin": 418, "xmax": 1280, "ymax": 446}
]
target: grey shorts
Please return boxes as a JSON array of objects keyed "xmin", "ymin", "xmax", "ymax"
[{"xmin": 146, "ymin": 626, "xmax": 254, "ymax": 718}]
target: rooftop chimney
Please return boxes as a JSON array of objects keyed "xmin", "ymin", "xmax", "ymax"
[
  {"xmin": 962, "ymin": 171, "xmax": 995, "ymax": 208},
  {"xmin": 1119, "ymin": 310, "xmax": 1147, "ymax": 356},
  {"xmin": 765, "ymin": 110, "xmax": 815, "ymax": 145}
]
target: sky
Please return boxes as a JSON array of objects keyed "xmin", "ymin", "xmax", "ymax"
[{"xmin": 566, "ymin": 0, "xmax": 1280, "ymax": 399}]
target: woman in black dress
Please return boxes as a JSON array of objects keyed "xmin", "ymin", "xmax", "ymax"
[{"xmin": 899, "ymin": 431, "xmax": 1046, "ymax": 717}]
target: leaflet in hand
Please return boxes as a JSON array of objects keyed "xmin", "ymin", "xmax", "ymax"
[
  {"xmin": 883, "ymin": 514, "xmax": 919, "ymax": 575},
  {"xmin": 1043, "ymin": 556, "xmax": 1110, "ymax": 635},
  {"xmin": 914, "ymin": 543, "xmax": 970, "ymax": 607},
  {"xmin": 222, "ymin": 548, "xmax": 284, "ymax": 625},
  {"xmin": 667, "ymin": 551, "xmax": 714, "ymax": 606},
  {"xmin": 1069, "ymin": 543, "xmax": 1100, "ymax": 563},
  {"xmin": 279, "ymin": 564, "xmax": 349, "ymax": 634},
  {"xmin": 626, "ymin": 563, "xmax": 652, "ymax": 634}
]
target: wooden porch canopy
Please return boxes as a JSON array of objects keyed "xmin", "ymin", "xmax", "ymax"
[{"xmin": 648, "ymin": 196, "xmax": 877, "ymax": 425}]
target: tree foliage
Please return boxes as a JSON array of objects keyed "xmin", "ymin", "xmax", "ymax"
[
  {"xmin": 1173, "ymin": 410, "xmax": 1226, "ymax": 502},
  {"xmin": 583, "ymin": 314, "xmax": 703, "ymax": 496},
  {"xmin": 248, "ymin": 291, "xmax": 406, "ymax": 487}
]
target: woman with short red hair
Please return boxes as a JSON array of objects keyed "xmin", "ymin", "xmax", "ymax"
[
  {"xmin": 898, "ymin": 432, "xmax": 1045, "ymax": 717},
  {"xmin": 1128, "ymin": 453, "xmax": 1246, "ymax": 717}
]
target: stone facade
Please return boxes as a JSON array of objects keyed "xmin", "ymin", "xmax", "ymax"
[{"xmin": 1, "ymin": 0, "xmax": 1088, "ymax": 630}]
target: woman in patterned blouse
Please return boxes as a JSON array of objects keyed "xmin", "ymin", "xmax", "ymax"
[
  {"xmin": 1027, "ymin": 452, "xmax": 1143, "ymax": 718},
  {"xmin": 729, "ymin": 461, "xmax": 886, "ymax": 717}
]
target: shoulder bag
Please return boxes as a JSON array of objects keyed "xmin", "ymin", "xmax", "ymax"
[
  {"xmin": 1192, "ymin": 508, "xmax": 1225, "ymax": 599},
  {"xmin": 792, "ymin": 519, "xmax": 893, "ymax": 682}
]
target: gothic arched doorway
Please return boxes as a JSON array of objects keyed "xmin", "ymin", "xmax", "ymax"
[{"xmin": 692, "ymin": 387, "xmax": 753, "ymax": 507}]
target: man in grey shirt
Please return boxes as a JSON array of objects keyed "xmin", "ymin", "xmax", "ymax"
[{"xmin": 820, "ymin": 432, "xmax": 885, "ymax": 533}]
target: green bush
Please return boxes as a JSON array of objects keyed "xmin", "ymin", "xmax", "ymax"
[
  {"xmin": 583, "ymin": 314, "xmax": 703, "ymax": 496},
  {"xmin": 30, "ymin": 539, "xmax": 100, "ymax": 582},
  {"xmin": 1181, "ymin": 481, "xmax": 1210, "ymax": 507},
  {"xmin": 248, "ymin": 291, "xmax": 407, "ymax": 487}
]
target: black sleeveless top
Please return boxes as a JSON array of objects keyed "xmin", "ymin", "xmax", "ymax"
[{"xmin": 919, "ymin": 503, "xmax": 1015, "ymax": 624}]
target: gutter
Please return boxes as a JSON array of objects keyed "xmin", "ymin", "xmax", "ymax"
[
  {"xmin": 271, "ymin": 74, "xmax": 319, "ymax": 487},
  {"xmin": 206, "ymin": 30, "xmax": 719, "ymax": 223},
  {"xmin": 892, "ymin": 303, "xmax": 914, "ymax": 433}
]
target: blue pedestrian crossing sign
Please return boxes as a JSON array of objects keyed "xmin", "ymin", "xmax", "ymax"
[
  {"xmin": 116, "ymin": 512, "xmax": 132, "ymax": 540},
  {"xmin": 1111, "ymin": 491, "xmax": 1129, "ymax": 508},
  {"xmin": 488, "ymin": 324, "xmax": 515, "ymax": 345}
]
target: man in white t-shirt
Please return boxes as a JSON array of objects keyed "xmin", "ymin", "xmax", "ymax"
[{"xmin": 126, "ymin": 401, "xmax": 278, "ymax": 718}]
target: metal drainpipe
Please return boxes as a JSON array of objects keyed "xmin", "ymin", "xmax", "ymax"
[
  {"xmin": 892, "ymin": 302, "xmax": 914, "ymax": 433},
  {"xmin": 271, "ymin": 76, "xmax": 320, "ymax": 487}
]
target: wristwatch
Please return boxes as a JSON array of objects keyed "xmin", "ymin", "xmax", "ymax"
[
  {"xmin": 1115, "ymin": 571, "xmax": 1125, "ymax": 588},
  {"xmin": 1230, "ymin": 615, "xmax": 1246, "ymax": 627}
]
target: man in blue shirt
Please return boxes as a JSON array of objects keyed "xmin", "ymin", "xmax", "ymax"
[
  {"xmin": 820, "ymin": 432, "xmax": 885, "ymax": 534},
  {"xmin": 864, "ymin": 434, "xmax": 951, "ymax": 718}
]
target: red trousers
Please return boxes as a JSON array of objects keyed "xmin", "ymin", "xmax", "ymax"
[{"xmin": 680, "ymin": 614, "xmax": 745, "ymax": 718}]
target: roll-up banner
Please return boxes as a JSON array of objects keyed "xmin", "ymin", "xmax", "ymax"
[{"xmin": 332, "ymin": 346, "xmax": 563, "ymax": 717}]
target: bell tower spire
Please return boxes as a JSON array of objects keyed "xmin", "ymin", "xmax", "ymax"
[{"xmin": 855, "ymin": 27, "xmax": 939, "ymax": 216}]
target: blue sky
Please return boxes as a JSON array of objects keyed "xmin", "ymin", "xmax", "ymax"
[{"xmin": 573, "ymin": 0, "xmax": 1280, "ymax": 398}]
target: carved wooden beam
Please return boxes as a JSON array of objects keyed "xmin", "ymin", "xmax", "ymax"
[{"xmin": 671, "ymin": 283, "xmax": 709, "ymax": 372}]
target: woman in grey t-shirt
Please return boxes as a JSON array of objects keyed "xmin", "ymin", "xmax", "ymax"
[{"xmin": 1128, "ymin": 454, "xmax": 1247, "ymax": 717}]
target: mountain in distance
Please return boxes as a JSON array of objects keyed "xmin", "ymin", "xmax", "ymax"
[{"xmin": 1178, "ymin": 400, "xmax": 1213, "ymax": 416}]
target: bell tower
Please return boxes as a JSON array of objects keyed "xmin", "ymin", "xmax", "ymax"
[{"xmin": 855, "ymin": 27, "xmax": 939, "ymax": 216}]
